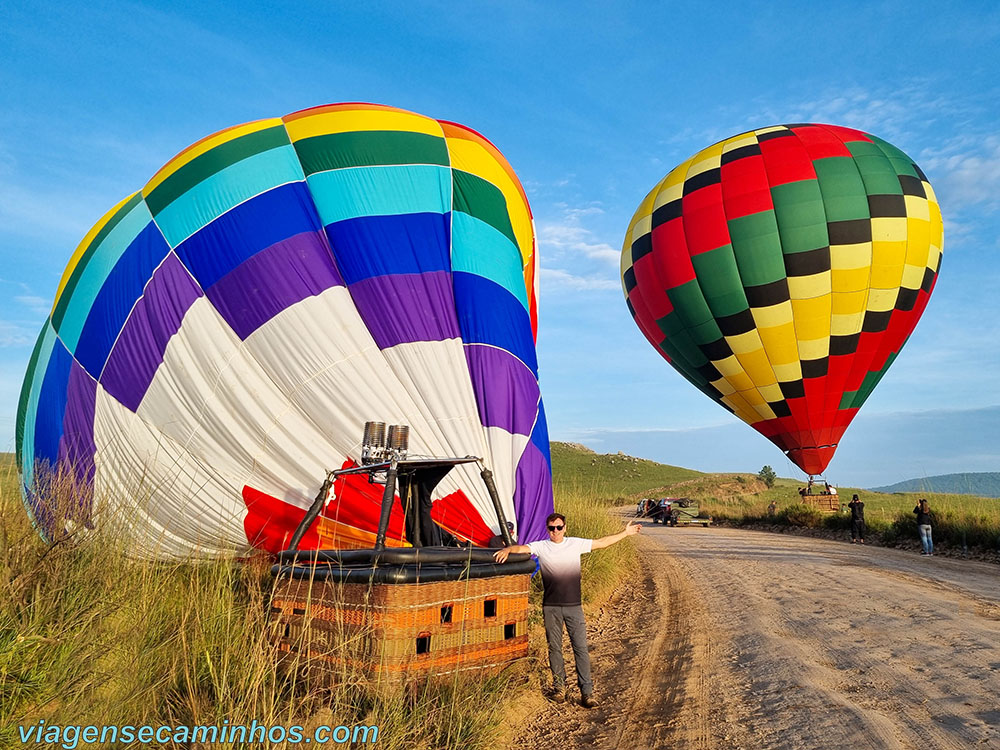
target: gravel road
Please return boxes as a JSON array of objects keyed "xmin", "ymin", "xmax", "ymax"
[{"xmin": 511, "ymin": 522, "xmax": 1000, "ymax": 749}]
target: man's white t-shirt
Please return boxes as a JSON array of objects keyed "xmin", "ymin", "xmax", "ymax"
[{"xmin": 527, "ymin": 537, "xmax": 593, "ymax": 606}]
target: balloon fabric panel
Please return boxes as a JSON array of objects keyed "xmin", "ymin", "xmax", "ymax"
[
  {"xmin": 622, "ymin": 124, "xmax": 942, "ymax": 475},
  {"xmin": 17, "ymin": 103, "xmax": 552, "ymax": 557}
]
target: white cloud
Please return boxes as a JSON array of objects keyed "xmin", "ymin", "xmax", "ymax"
[
  {"xmin": 919, "ymin": 134, "xmax": 1000, "ymax": 214},
  {"xmin": 0, "ymin": 178, "xmax": 99, "ymax": 243},
  {"xmin": 750, "ymin": 82, "xmax": 958, "ymax": 142},
  {"xmin": 727, "ymin": 82, "xmax": 1000, "ymax": 251},
  {"xmin": 539, "ymin": 267, "xmax": 619, "ymax": 291},
  {"xmin": 0, "ymin": 320, "xmax": 34, "ymax": 348},
  {"xmin": 14, "ymin": 295, "xmax": 50, "ymax": 317},
  {"xmin": 537, "ymin": 204, "xmax": 621, "ymax": 264},
  {"xmin": 539, "ymin": 224, "xmax": 620, "ymax": 264}
]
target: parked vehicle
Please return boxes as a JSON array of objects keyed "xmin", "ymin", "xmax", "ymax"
[{"xmin": 636, "ymin": 497, "xmax": 711, "ymax": 526}]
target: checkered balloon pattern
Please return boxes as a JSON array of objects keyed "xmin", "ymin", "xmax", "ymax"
[{"xmin": 621, "ymin": 124, "xmax": 943, "ymax": 475}]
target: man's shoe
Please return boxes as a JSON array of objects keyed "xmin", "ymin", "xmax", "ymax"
[
  {"xmin": 580, "ymin": 694, "xmax": 599, "ymax": 709},
  {"xmin": 549, "ymin": 687, "xmax": 566, "ymax": 703}
]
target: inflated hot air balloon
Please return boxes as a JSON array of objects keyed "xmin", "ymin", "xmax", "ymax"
[
  {"xmin": 621, "ymin": 124, "xmax": 943, "ymax": 475},
  {"xmin": 16, "ymin": 103, "xmax": 553, "ymax": 558}
]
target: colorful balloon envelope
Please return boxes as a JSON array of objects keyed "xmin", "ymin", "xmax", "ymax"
[
  {"xmin": 621, "ymin": 124, "xmax": 943, "ymax": 475},
  {"xmin": 17, "ymin": 103, "xmax": 553, "ymax": 558}
]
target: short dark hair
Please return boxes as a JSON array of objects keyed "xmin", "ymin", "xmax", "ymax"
[{"xmin": 546, "ymin": 512, "xmax": 566, "ymax": 525}]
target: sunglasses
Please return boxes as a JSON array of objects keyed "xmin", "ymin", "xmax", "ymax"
[{"xmin": 547, "ymin": 524, "xmax": 565, "ymax": 531}]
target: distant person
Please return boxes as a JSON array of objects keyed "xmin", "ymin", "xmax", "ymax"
[
  {"xmin": 848, "ymin": 494, "xmax": 865, "ymax": 544},
  {"xmin": 767, "ymin": 500, "xmax": 777, "ymax": 517},
  {"xmin": 493, "ymin": 513, "xmax": 640, "ymax": 708},
  {"xmin": 806, "ymin": 478, "xmax": 814, "ymax": 495},
  {"xmin": 828, "ymin": 484, "xmax": 838, "ymax": 496},
  {"xmin": 914, "ymin": 498, "xmax": 933, "ymax": 556},
  {"xmin": 798, "ymin": 486, "xmax": 807, "ymax": 498}
]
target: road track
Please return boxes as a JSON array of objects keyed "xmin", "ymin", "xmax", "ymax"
[{"xmin": 511, "ymin": 523, "xmax": 1000, "ymax": 749}]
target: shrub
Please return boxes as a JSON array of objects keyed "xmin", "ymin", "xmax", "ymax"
[{"xmin": 780, "ymin": 503, "xmax": 823, "ymax": 528}]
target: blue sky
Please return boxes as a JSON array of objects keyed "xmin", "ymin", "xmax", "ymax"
[{"xmin": 1, "ymin": 1, "xmax": 998, "ymax": 487}]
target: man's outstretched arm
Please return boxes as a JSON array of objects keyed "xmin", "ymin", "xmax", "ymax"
[
  {"xmin": 493, "ymin": 544, "xmax": 531, "ymax": 563},
  {"xmin": 591, "ymin": 520, "xmax": 641, "ymax": 550}
]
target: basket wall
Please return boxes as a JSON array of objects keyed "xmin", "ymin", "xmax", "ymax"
[{"xmin": 270, "ymin": 573, "xmax": 530, "ymax": 681}]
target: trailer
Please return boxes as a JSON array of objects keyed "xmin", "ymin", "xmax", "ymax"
[
  {"xmin": 638, "ymin": 497, "xmax": 712, "ymax": 527},
  {"xmin": 667, "ymin": 499, "xmax": 712, "ymax": 527}
]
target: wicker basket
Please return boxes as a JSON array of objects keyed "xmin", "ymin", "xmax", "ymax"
[
  {"xmin": 804, "ymin": 493, "xmax": 841, "ymax": 512},
  {"xmin": 270, "ymin": 572, "xmax": 530, "ymax": 683}
]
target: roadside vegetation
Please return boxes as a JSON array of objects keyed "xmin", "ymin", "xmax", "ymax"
[
  {"xmin": 0, "ymin": 451, "xmax": 633, "ymax": 750},
  {"xmin": 605, "ymin": 452, "xmax": 1000, "ymax": 555},
  {"xmin": 4, "ymin": 442, "xmax": 992, "ymax": 748},
  {"xmin": 705, "ymin": 484, "xmax": 1000, "ymax": 553},
  {"xmin": 0, "ymin": 454, "xmax": 528, "ymax": 750}
]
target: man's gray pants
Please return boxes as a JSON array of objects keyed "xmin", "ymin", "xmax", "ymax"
[{"xmin": 542, "ymin": 604, "xmax": 593, "ymax": 696}]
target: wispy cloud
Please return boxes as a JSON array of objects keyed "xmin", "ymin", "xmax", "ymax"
[
  {"xmin": 539, "ymin": 267, "xmax": 619, "ymax": 291},
  {"xmin": 540, "ymin": 224, "xmax": 620, "ymax": 264},
  {"xmin": 747, "ymin": 82, "xmax": 958, "ymax": 142},
  {"xmin": 536, "ymin": 203, "xmax": 623, "ymax": 290},
  {"xmin": 0, "ymin": 178, "xmax": 98, "ymax": 243},
  {"xmin": 537, "ymin": 204, "xmax": 620, "ymax": 264},
  {"xmin": 734, "ymin": 82, "xmax": 1000, "ymax": 251},
  {"xmin": 0, "ymin": 282, "xmax": 50, "ymax": 347},
  {"xmin": 919, "ymin": 134, "xmax": 1000, "ymax": 214},
  {"xmin": 14, "ymin": 295, "xmax": 50, "ymax": 317},
  {"xmin": 569, "ymin": 421, "xmax": 736, "ymax": 437},
  {"xmin": 0, "ymin": 320, "xmax": 35, "ymax": 348}
]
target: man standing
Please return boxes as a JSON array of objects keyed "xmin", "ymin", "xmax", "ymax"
[
  {"xmin": 848, "ymin": 493, "xmax": 865, "ymax": 544},
  {"xmin": 493, "ymin": 513, "xmax": 640, "ymax": 707}
]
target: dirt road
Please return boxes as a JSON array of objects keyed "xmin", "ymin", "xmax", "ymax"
[{"xmin": 511, "ymin": 523, "xmax": 1000, "ymax": 749}]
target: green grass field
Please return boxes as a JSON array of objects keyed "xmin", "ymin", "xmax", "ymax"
[
  {"xmin": 550, "ymin": 441, "xmax": 701, "ymax": 500},
  {"xmin": 702, "ymin": 480, "xmax": 1000, "ymax": 550},
  {"xmin": 0, "ymin": 452, "xmax": 632, "ymax": 749},
  {"xmin": 548, "ymin": 443, "xmax": 1000, "ymax": 552},
  {"xmin": 2, "ymin": 443, "xmax": 995, "ymax": 747}
]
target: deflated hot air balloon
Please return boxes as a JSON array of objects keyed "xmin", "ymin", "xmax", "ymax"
[
  {"xmin": 16, "ymin": 103, "xmax": 553, "ymax": 558},
  {"xmin": 621, "ymin": 124, "xmax": 943, "ymax": 475}
]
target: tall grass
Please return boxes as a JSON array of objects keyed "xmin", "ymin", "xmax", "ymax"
[
  {"xmin": 0, "ymin": 457, "xmax": 547, "ymax": 749},
  {"xmin": 546, "ymin": 482, "xmax": 639, "ymax": 607},
  {"xmin": 687, "ymin": 477, "xmax": 1000, "ymax": 553}
]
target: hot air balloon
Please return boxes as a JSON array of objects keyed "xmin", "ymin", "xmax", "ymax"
[
  {"xmin": 16, "ymin": 103, "xmax": 553, "ymax": 558},
  {"xmin": 621, "ymin": 124, "xmax": 943, "ymax": 475}
]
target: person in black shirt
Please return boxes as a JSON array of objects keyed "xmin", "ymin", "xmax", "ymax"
[
  {"xmin": 914, "ymin": 498, "xmax": 933, "ymax": 555},
  {"xmin": 848, "ymin": 494, "xmax": 865, "ymax": 544}
]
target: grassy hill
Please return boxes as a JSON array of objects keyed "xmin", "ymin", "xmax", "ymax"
[
  {"xmin": 873, "ymin": 472, "xmax": 1000, "ymax": 498},
  {"xmin": 549, "ymin": 442, "xmax": 1000, "ymax": 551},
  {"xmin": 2, "ymin": 445, "xmax": 997, "ymax": 746},
  {"xmin": 550, "ymin": 441, "xmax": 702, "ymax": 500}
]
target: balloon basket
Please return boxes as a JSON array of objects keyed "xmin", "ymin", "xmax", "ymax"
[
  {"xmin": 802, "ymin": 493, "xmax": 841, "ymax": 513},
  {"xmin": 270, "ymin": 441, "xmax": 532, "ymax": 684},
  {"xmin": 269, "ymin": 555, "xmax": 534, "ymax": 684}
]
